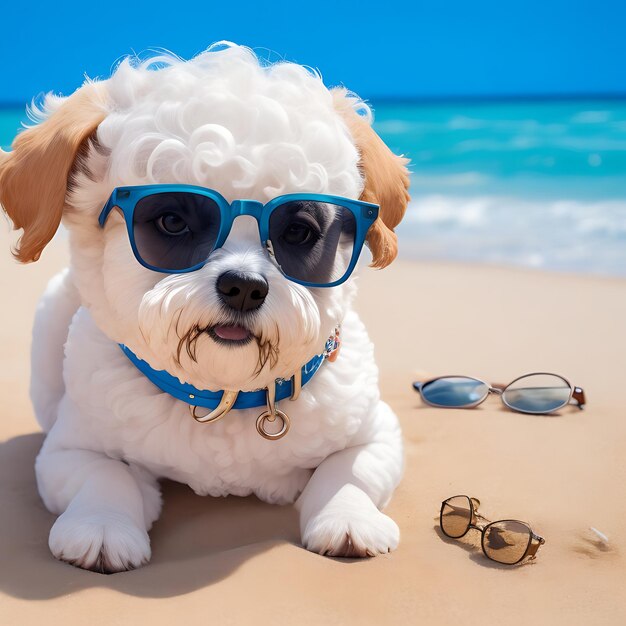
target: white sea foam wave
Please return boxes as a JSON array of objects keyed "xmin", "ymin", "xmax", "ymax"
[{"xmin": 398, "ymin": 195, "xmax": 626, "ymax": 276}]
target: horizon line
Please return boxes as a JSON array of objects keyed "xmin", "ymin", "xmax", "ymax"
[
  {"xmin": 366, "ymin": 92, "xmax": 626, "ymax": 105},
  {"xmin": 1, "ymin": 91, "xmax": 626, "ymax": 110}
]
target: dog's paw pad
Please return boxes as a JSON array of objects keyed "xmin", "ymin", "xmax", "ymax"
[
  {"xmin": 49, "ymin": 510, "xmax": 150, "ymax": 573},
  {"xmin": 302, "ymin": 505, "xmax": 399, "ymax": 558}
]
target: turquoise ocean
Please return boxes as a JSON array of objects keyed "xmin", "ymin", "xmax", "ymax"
[{"xmin": 2, "ymin": 99, "xmax": 625, "ymax": 276}]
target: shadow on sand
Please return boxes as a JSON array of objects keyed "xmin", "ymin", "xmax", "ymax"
[{"xmin": 0, "ymin": 433, "xmax": 301, "ymax": 599}]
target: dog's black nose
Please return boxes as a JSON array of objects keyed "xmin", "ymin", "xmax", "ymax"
[{"xmin": 216, "ymin": 271, "xmax": 269, "ymax": 312}]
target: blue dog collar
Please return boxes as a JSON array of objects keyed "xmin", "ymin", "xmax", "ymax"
[
  {"xmin": 120, "ymin": 344, "xmax": 326, "ymax": 409},
  {"xmin": 118, "ymin": 327, "xmax": 341, "ymax": 440}
]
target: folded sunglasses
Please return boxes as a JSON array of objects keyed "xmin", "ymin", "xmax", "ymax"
[
  {"xmin": 440, "ymin": 495, "xmax": 545, "ymax": 565},
  {"xmin": 413, "ymin": 372, "xmax": 585, "ymax": 414}
]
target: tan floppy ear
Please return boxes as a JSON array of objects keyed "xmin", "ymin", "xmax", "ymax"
[
  {"xmin": 333, "ymin": 89, "xmax": 410, "ymax": 268},
  {"xmin": 0, "ymin": 82, "xmax": 108, "ymax": 263}
]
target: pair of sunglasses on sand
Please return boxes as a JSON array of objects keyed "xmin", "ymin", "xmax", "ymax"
[
  {"xmin": 413, "ymin": 373, "xmax": 585, "ymax": 414},
  {"xmin": 440, "ymin": 496, "xmax": 545, "ymax": 565},
  {"xmin": 98, "ymin": 185, "xmax": 379, "ymax": 287}
]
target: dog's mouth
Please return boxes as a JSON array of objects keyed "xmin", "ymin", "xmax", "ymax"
[
  {"xmin": 207, "ymin": 324, "xmax": 254, "ymax": 346},
  {"xmin": 177, "ymin": 321, "xmax": 279, "ymax": 373}
]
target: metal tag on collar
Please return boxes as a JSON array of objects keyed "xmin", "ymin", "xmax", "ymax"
[
  {"xmin": 256, "ymin": 382, "xmax": 290, "ymax": 440},
  {"xmin": 327, "ymin": 327, "xmax": 341, "ymax": 362},
  {"xmin": 190, "ymin": 390, "xmax": 239, "ymax": 423}
]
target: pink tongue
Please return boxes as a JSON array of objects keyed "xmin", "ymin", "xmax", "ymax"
[{"xmin": 213, "ymin": 325, "xmax": 250, "ymax": 341}]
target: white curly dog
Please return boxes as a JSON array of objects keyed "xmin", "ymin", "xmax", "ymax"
[{"xmin": 0, "ymin": 43, "xmax": 410, "ymax": 573}]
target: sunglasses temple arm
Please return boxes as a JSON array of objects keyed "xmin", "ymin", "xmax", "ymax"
[
  {"xmin": 526, "ymin": 534, "xmax": 545, "ymax": 560},
  {"xmin": 572, "ymin": 387, "xmax": 586, "ymax": 409},
  {"xmin": 99, "ymin": 196, "xmax": 116, "ymax": 228}
]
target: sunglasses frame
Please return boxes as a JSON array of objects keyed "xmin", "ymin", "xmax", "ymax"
[
  {"xmin": 439, "ymin": 495, "xmax": 545, "ymax": 565},
  {"xmin": 98, "ymin": 184, "xmax": 380, "ymax": 287},
  {"xmin": 413, "ymin": 372, "xmax": 586, "ymax": 414}
]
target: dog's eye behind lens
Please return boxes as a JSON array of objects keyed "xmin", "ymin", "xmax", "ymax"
[
  {"xmin": 155, "ymin": 212, "xmax": 190, "ymax": 236},
  {"xmin": 282, "ymin": 221, "xmax": 316, "ymax": 246},
  {"xmin": 133, "ymin": 192, "xmax": 222, "ymax": 271},
  {"xmin": 268, "ymin": 200, "xmax": 357, "ymax": 285}
]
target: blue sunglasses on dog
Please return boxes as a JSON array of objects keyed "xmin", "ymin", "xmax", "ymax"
[{"xmin": 98, "ymin": 184, "xmax": 380, "ymax": 287}]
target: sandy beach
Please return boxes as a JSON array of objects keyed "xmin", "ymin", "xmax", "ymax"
[{"xmin": 1, "ymin": 228, "xmax": 624, "ymax": 625}]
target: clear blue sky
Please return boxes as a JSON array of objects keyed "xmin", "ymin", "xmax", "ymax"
[{"xmin": 1, "ymin": 0, "xmax": 624, "ymax": 104}]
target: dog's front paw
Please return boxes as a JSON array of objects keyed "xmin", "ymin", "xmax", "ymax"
[
  {"xmin": 49, "ymin": 509, "xmax": 150, "ymax": 573},
  {"xmin": 302, "ymin": 499, "xmax": 399, "ymax": 558}
]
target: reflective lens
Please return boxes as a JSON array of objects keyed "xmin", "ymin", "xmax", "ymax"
[
  {"xmin": 482, "ymin": 520, "xmax": 532, "ymax": 564},
  {"xmin": 269, "ymin": 200, "xmax": 357, "ymax": 284},
  {"xmin": 421, "ymin": 377, "xmax": 489, "ymax": 408},
  {"xmin": 133, "ymin": 192, "xmax": 222, "ymax": 271},
  {"xmin": 502, "ymin": 374, "xmax": 571, "ymax": 414},
  {"xmin": 440, "ymin": 496, "xmax": 472, "ymax": 538}
]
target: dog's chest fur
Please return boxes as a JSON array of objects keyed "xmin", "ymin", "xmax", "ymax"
[{"xmin": 53, "ymin": 307, "xmax": 380, "ymax": 504}]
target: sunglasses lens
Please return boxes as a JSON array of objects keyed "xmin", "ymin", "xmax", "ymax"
[
  {"xmin": 421, "ymin": 377, "xmax": 489, "ymax": 408},
  {"xmin": 133, "ymin": 192, "xmax": 222, "ymax": 271},
  {"xmin": 502, "ymin": 374, "xmax": 571, "ymax": 413},
  {"xmin": 269, "ymin": 201, "xmax": 357, "ymax": 284},
  {"xmin": 483, "ymin": 520, "xmax": 532, "ymax": 564},
  {"xmin": 440, "ymin": 496, "xmax": 472, "ymax": 538}
]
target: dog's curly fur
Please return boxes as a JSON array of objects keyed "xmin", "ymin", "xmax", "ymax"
[{"xmin": 0, "ymin": 42, "xmax": 410, "ymax": 572}]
